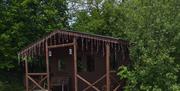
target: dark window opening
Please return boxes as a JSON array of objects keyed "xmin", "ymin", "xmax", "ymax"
[
  {"xmin": 111, "ymin": 59, "xmax": 118, "ymax": 70},
  {"xmin": 110, "ymin": 53, "xmax": 119, "ymax": 70},
  {"xmin": 77, "ymin": 56, "xmax": 86, "ymax": 72},
  {"xmin": 58, "ymin": 59, "xmax": 65, "ymax": 71},
  {"xmin": 86, "ymin": 55, "xmax": 95, "ymax": 72}
]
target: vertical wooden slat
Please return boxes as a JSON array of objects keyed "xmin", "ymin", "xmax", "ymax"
[
  {"xmin": 25, "ymin": 58, "xmax": 29, "ymax": 91},
  {"xmin": 73, "ymin": 38, "xmax": 78, "ymax": 91},
  {"xmin": 106, "ymin": 43, "xmax": 110, "ymax": 91},
  {"xmin": 45, "ymin": 41, "xmax": 50, "ymax": 91}
]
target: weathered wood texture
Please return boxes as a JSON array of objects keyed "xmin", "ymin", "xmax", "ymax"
[
  {"xmin": 73, "ymin": 38, "xmax": 78, "ymax": 91},
  {"xmin": 20, "ymin": 30, "xmax": 130, "ymax": 91}
]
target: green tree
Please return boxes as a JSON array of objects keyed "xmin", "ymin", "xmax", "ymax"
[
  {"xmin": 72, "ymin": 0, "xmax": 126, "ymax": 36},
  {"xmin": 72, "ymin": 0, "xmax": 180, "ymax": 90},
  {"xmin": 0, "ymin": 0, "xmax": 68, "ymax": 70},
  {"xmin": 118, "ymin": 0, "xmax": 180, "ymax": 90},
  {"xmin": 0, "ymin": 0, "xmax": 68, "ymax": 90}
]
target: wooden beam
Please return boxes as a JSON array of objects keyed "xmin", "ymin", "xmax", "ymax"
[
  {"xmin": 48, "ymin": 43, "xmax": 74, "ymax": 49},
  {"xmin": 25, "ymin": 59, "xmax": 29, "ymax": 91},
  {"xmin": 110, "ymin": 75, "xmax": 120, "ymax": 84},
  {"xmin": 28, "ymin": 76, "xmax": 46, "ymax": 90},
  {"xmin": 77, "ymin": 75, "xmax": 100, "ymax": 91},
  {"xmin": 106, "ymin": 43, "xmax": 110, "ymax": 91},
  {"xmin": 28, "ymin": 73, "xmax": 47, "ymax": 75},
  {"xmin": 39, "ymin": 76, "xmax": 48, "ymax": 83},
  {"xmin": 73, "ymin": 38, "xmax": 78, "ymax": 91},
  {"xmin": 113, "ymin": 84, "xmax": 121, "ymax": 91},
  {"xmin": 110, "ymin": 75, "xmax": 121, "ymax": 91},
  {"xmin": 45, "ymin": 41, "xmax": 50, "ymax": 91},
  {"xmin": 32, "ymin": 75, "xmax": 47, "ymax": 90},
  {"xmin": 83, "ymin": 74, "xmax": 106, "ymax": 91}
]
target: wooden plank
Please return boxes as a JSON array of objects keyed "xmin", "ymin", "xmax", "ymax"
[
  {"xmin": 77, "ymin": 75, "xmax": 100, "ymax": 91},
  {"xmin": 83, "ymin": 74, "xmax": 106, "ymax": 91},
  {"xmin": 25, "ymin": 59, "xmax": 29, "ymax": 91},
  {"xmin": 58, "ymin": 30, "xmax": 128, "ymax": 44},
  {"xmin": 106, "ymin": 44, "xmax": 110, "ymax": 91},
  {"xmin": 113, "ymin": 84, "xmax": 121, "ymax": 91},
  {"xmin": 28, "ymin": 76, "xmax": 46, "ymax": 90},
  {"xmin": 32, "ymin": 76, "xmax": 47, "ymax": 89},
  {"xmin": 73, "ymin": 38, "xmax": 78, "ymax": 91},
  {"xmin": 48, "ymin": 43, "xmax": 74, "ymax": 49},
  {"xmin": 45, "ymin": 41, "xmax": 50, "ymax": 91},
  {"xmin": 28, "ymin": 73, "xmax": 47, "ymax": 75},
  {"xmin": 19, "ymin": 30, "xmax": 129, "ymax": 56},
  {"xmin": 39, "ymin": 76, "xmax": 48, "ymax": 83}
]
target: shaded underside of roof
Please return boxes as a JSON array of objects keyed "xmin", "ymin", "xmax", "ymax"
[{"xmin": 18, "ymin": 29, "xmax": 129, "ymax": 57}]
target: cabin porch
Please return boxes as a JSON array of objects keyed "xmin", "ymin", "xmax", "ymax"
[{"xmin": 19, "ymin": 30, "xmax": 129, "ymax": 91}]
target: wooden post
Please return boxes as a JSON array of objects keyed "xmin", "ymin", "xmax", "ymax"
[
  {"xmin": 45, "ymin": 41, "xmax": 50, "ymax": 91},
  {"xmin": 106, "ymin": 43, "xmax": 110, "ymax": 91},
  {"xmin": 25, "ymin": 58, "xmax": 29, "ymax": 91},
  {"xmin": 73, "ymin": 38, "xmax": 78, "ymax": 91}
]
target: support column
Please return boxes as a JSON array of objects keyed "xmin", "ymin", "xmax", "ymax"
[
  {"xmin": 105, "ymin": 44, "xmax": 110, "ymax": 91},
  {"xmin": 73, "ymin": 38, "xmax": 78, "ymax": 91},
  {"xmin": 25, "ymin": 58, "xmax": 29, "ymax": 91},
  {"xmin": 45, "ymin": 41, "xmax": 50, "ymax": 91}
]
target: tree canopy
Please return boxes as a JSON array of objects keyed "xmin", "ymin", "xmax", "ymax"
[
  {"xmin": 72, "ymin": 0, "xmax": 180, "ymax": 90},
  {"xmin": 0, "ymin": 0, "xmax": 68, "ymax": 90},
  {"xmin": 0, "ymin": 0, "xmax": 68, "ymax": 69}
]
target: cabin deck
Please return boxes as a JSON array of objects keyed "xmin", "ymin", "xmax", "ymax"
[{"xmin": 19, "ymin": 30, "xmax": 130, "ymax": 91}]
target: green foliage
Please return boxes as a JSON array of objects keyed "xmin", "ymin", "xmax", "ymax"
[
  {"xmin": 117, "ymin": 0, "xmax": 180, "ymax": 90},
  {"xmin": 0, "ymin": 0, "xmax": 68, "ymax": 90},
  {"xmin": 0, "ymin": 70, "xmax": 24, "ymax": 91},
  {"xmin": 0, "ymin": 81, "xmax": 24, "ymax": 91},
  {"xmin": 0, "ymin": 0, "xmax": 68, "ymax": 69},
  {"xmin": 72, "ymin": 0, "xmax": 180, "ymax": 90},
  {"xmin": 73, "ymin": 0, "xmax": 129, "ymax": 38}
]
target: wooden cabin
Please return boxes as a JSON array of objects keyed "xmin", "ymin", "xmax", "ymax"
[{"xmin": 18, "ymin": 30, "xmax": 130, "ymax": 91}]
